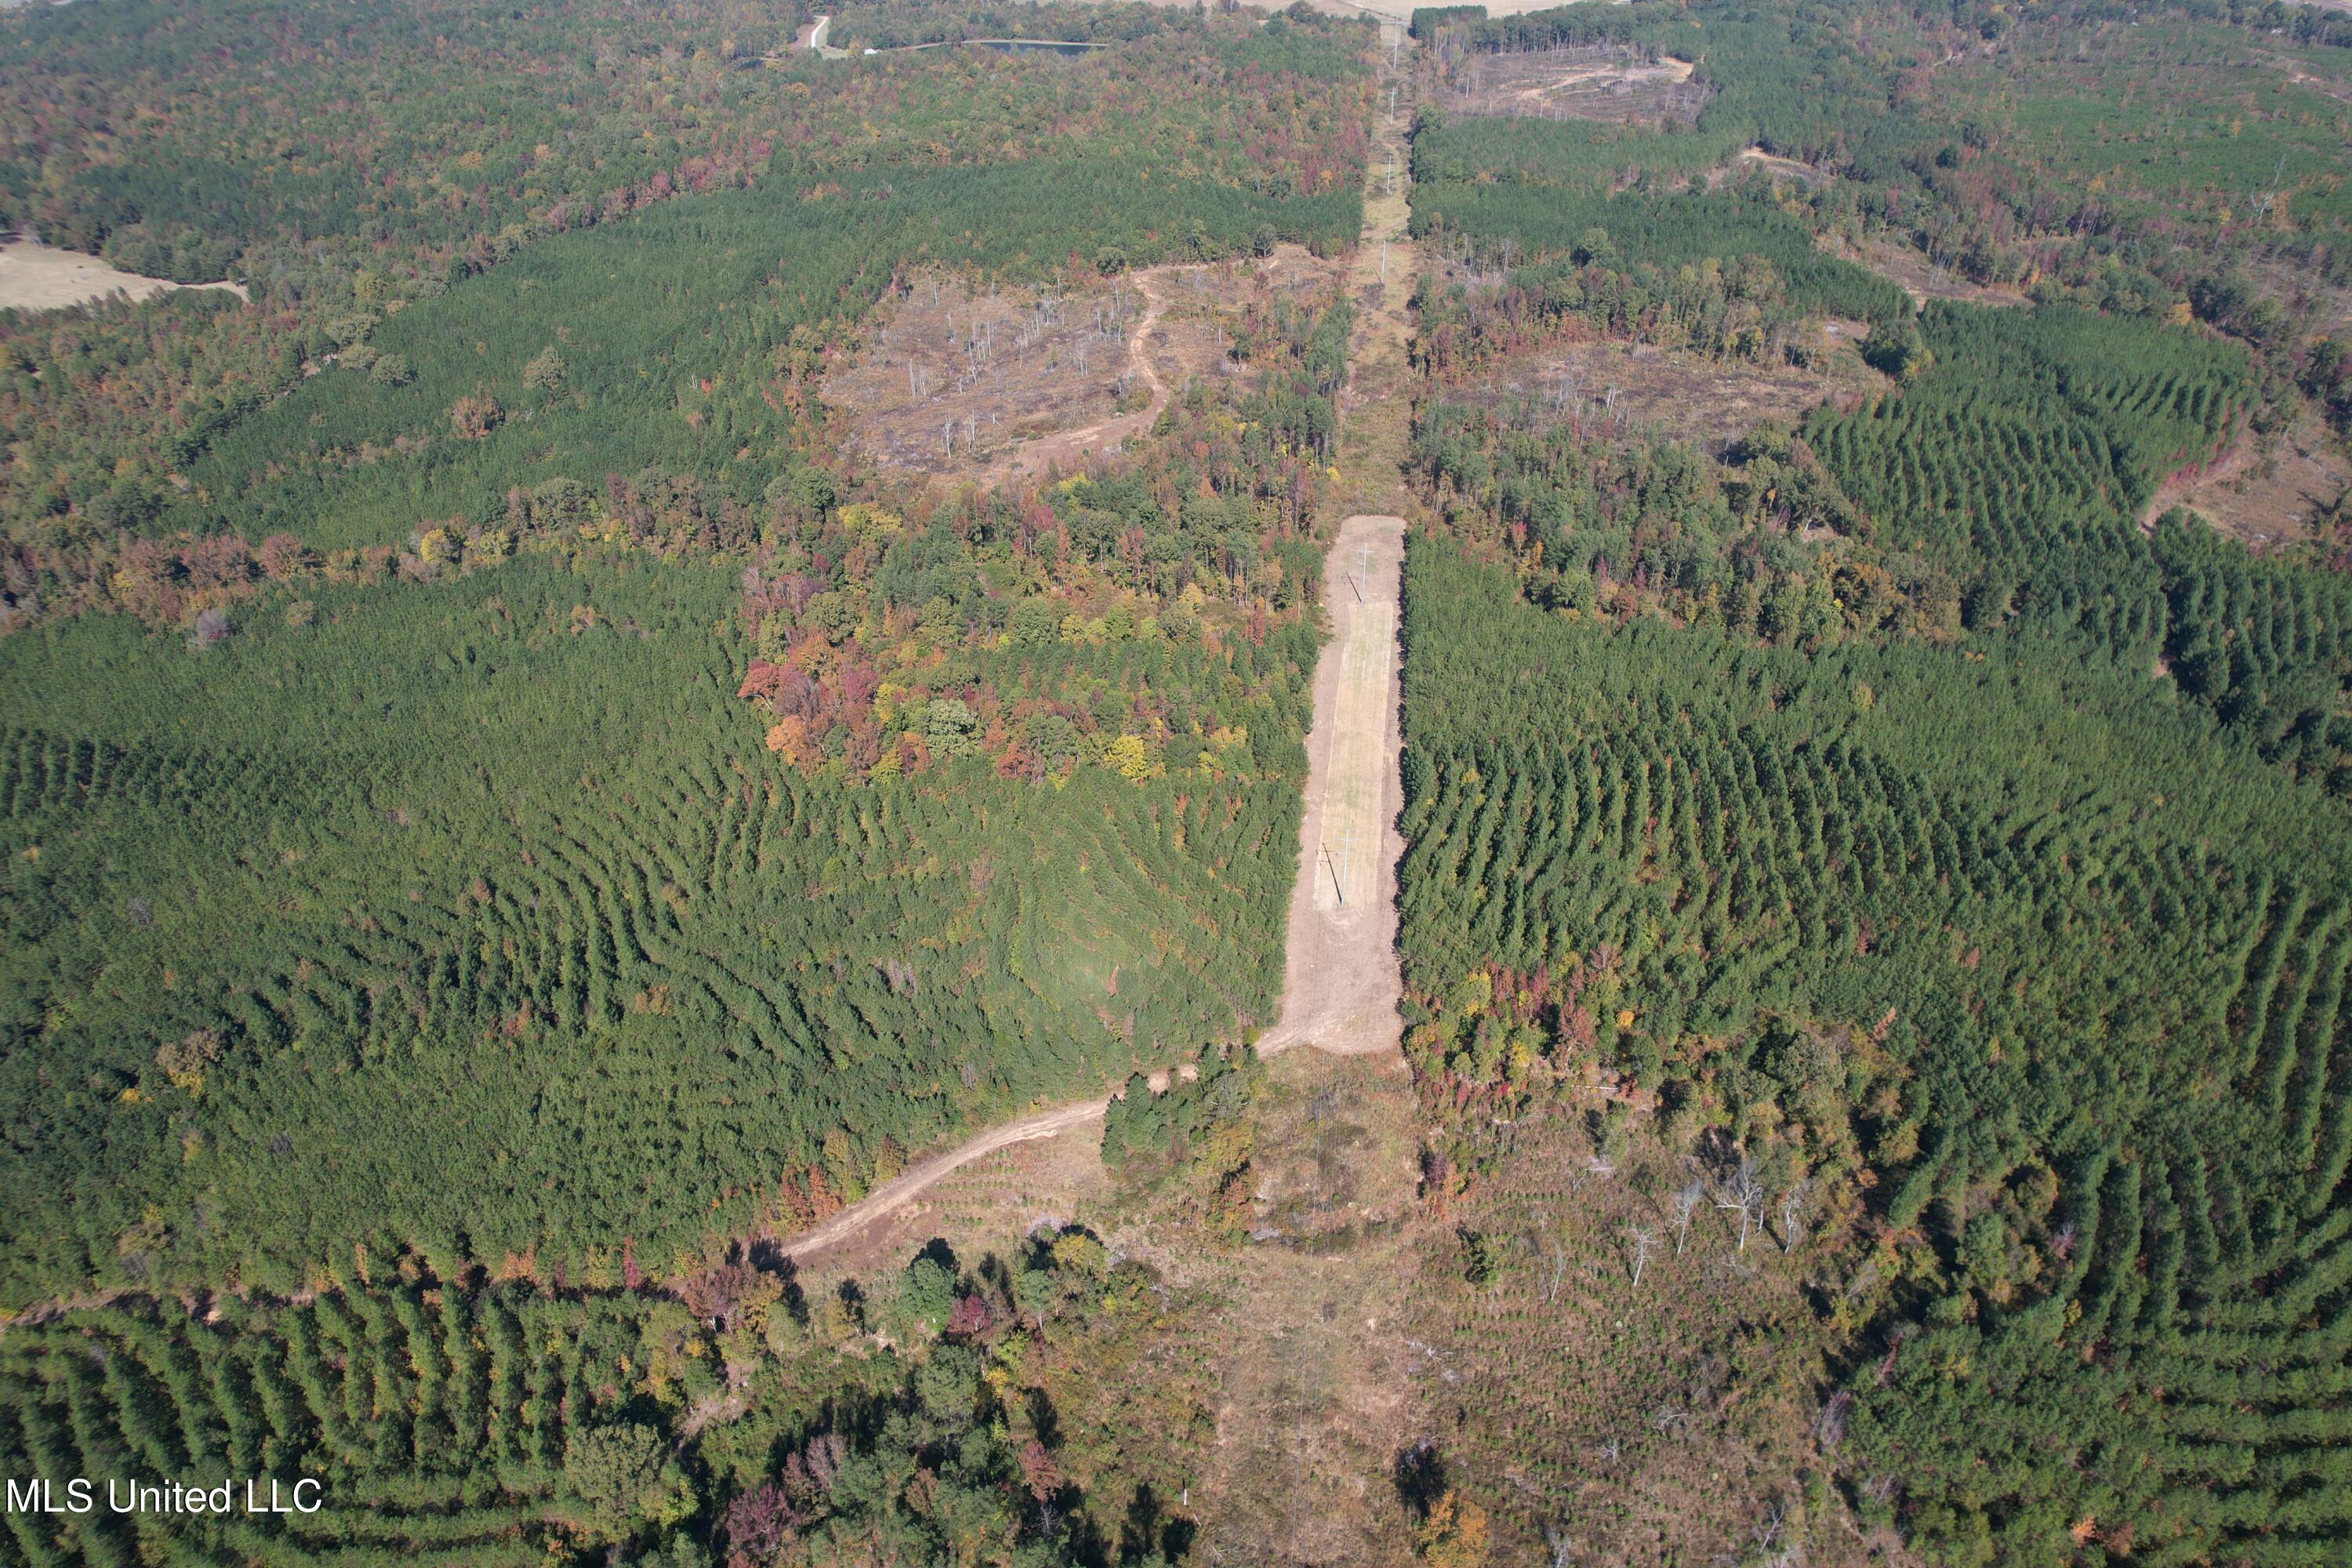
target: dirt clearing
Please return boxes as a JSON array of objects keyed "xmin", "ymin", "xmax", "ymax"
[
  {"xmin": 1436, "ymin": 44, "xmax": 1707, "ymax": 125},
  {"xmin": 1258, "ymin": 514, "xmax": 1407, "ymax": 1062},
  {"xmin": 2144, "ymin": 411, "xmax": 2352, "ymax": 554},
  {"xmin": 1837, "ymin": 234, "xmax": 2029, "ymax": 309},
  {"xmin": 0, "ymin": 240, "xmax": 246, "ymax": 314},
  {"xmin": 1453, "ymin": 334, "xmax": 1882, "ymax": 456},
  {"xmin": 1709, "ymin": 145, "xmax": 1824, "ymax": 188},
  {"xmin": 825, "ymin": 249, "xmax": 1340, "ymax": 487},
  {"xmin": 823, "ymin": 270, "xmax": 1205, "ymax": 479}
]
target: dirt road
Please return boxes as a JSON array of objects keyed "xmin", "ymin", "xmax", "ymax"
[
  {"xmin": 1247, "ymin": 41, "xmax": 1420, "ymax": 1064},
  {"xmin": 779, "ymin": 1094, "xmax": 1110, "ymax": 1262},
  {"xmin": 1256, "ymin": 515, "xmax": 1408, "ymax": 1059},
  {"xmin": 782, "ymin": 47, "xmax": 1419, "ymax": 1265},
  {"xmin": 975, "ymin": 267, "xmax": 1181, "ymax": 485}
]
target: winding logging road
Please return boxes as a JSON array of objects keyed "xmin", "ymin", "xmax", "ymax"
[{"xmin": 778, "ymin": 1094, "xmax": 1112, "ymax": 1262}]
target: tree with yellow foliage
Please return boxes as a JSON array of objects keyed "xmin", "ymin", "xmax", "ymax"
[{"xmin": 1414, "ymin": 1490, "xmax": 1490, "ymax": 1568}]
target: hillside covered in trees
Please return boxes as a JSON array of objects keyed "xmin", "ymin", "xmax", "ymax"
[
  {"xmin": 7, "ymin": 0, "xmax": 2352, "ymax": 1563},
  {"xmin": 1390, "ymin": 0, "xmax": 2352, "ymax": 1563},
  {"xmin": 0, "ymin": 1223, "xmax": 1214, "ymax": 1568},
  {"xmin": 0, "ymin": 0, "xmax": 1374, "ymax": 1305}
]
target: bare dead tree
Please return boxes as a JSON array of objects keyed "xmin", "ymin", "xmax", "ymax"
[
  {"xmin": 1779, "ymin": 1176, "xmax": 1811, "ymax": 1254},
  {"xmin": 1750, "ymin": 1499, "xmax": 1801, "ymax": 1568},
  {"xmin": 1672, "ymin": 1178, "xmax": 1705, "ymax": 1255},
  {"xmin": 1624, "ymin": 1224, "xmax": 1659, "ymax": 1290},
  {"xmin": 1715, "ymin": 1155, "xmax": 1765, "ymax": 1253},
  {"xmin": 1544, "ymin": 1523, "xmax": 1576, "ymax": 1568},
  {"xmin": 1817, "ymin": 1390, "xmax": 1852, "ymax": 1453}
]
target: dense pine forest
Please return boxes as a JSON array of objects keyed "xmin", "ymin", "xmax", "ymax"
[
  {"xmin": 1392, "ymin": 0, "xmax": 2352, "ymax": 1562},
  {"xmin": 0, "ymin": 0, "xmax": 1369, "ymax": 1305},
  {"xmin": 0, "ymin": 1224, "xmax": 1214, "ymax": 1568},
  {"xmin": 0, "ymin": 0, "xmax": 1367, "ymax": 1555},
  {"xmin": 1397, "ymin": 537, "xmax": 2352, "ymax": 1561}
]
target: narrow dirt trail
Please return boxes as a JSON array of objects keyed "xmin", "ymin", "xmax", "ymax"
[
  {"xmin": 779, "ymin": 1094, "xmax": 1111, "ymax": 1264},
  {"xmin": 975, "ymin": 269, "xmax": 1179, "ymax": 487}
]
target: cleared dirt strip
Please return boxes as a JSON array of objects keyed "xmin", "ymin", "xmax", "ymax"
[{"xmin": 1257, "ymin": 513, "xmax": 1407, "ymax": 1060}]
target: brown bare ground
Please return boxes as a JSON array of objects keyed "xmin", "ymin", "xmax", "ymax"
[
  {"xmin": 1436, "ymin": 44, "xmax": 1707, "ymax": 125},
  {"xmin": 1708, "ymin": 145, "xmax": 1824, "ymax": 189},
  {"xmin": 1455, "ymin": 333, "xmax": 1884, "ymax": 456},
  {"xmin": 0, "ymin": 240, "xmax": 246, "ymax": 313},
  {"xmin": 824, "ymin": 249, "xmax": 1341, "ymax": 488},
  {"xmin": 1838, "ymin": 234, "xmax": 2029, "ymax": 310},
  {"xmin": 2143, "ymin": 412, "xmax": 2352, "ymax": 554},
  {"xmin": 1258, "ymin": 515, "xmax": 1408, "ymax": 1062},
  {"xmin": 1394, "ymin": 1114, "xmax": 1912, "ymax": 1568}
]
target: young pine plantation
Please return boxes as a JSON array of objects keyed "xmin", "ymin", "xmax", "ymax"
[{"xmin": 5, "ymin": 0, "xmax": 2352, "ymax": 1566}]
